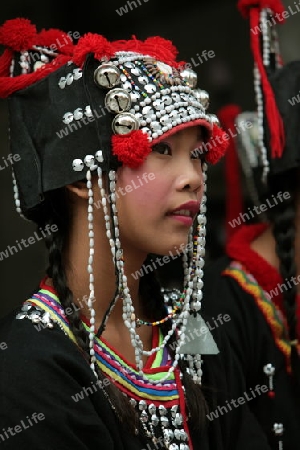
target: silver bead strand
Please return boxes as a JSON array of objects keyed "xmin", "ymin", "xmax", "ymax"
[
  {"xmin": 86, "ymin": 169, "xmax": 97, "ymax": 374},
  {"xmin": 253, "ymin": 65, "xmax": 269, "ymax": 182}
]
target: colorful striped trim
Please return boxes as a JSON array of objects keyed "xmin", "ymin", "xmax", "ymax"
[
  {"xmin": 25, "ymin": 288, "xmax": 179, "ymax": 404},
  {"xmin": 222, "ymin": 260, "xmax": 297, "ymax": 372}
]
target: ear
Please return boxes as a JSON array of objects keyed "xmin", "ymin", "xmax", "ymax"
[{"xmin": 65, "ymin": 180, "xmax": 89, "ymax": 199}]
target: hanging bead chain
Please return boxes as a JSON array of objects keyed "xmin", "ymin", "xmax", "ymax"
[
  {"xmin": 261, "ymin": 9, "xmax": 270, "ymax": 68},
  {"xmin": 253, "ymin": 65, "xmax": 269, "ymax": 182},
  {"xmin": 86, "ymin": 169, "xmax": 97, "ymax": 374},
  {"xmin": 11, "ymin": 168, "xmax": 29, "ymax": 221},
  {"xmin": 95, "ymin": 167, "xmax": 122, "ymax": 338},
  {"xmin": 190, "ymin": 163, "xmax": 207, "ymax": 313}
]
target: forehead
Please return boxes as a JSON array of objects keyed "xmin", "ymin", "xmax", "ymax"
[{"xmin": 166, "ymin": 125, "xmax": 204, "ymax": 142}]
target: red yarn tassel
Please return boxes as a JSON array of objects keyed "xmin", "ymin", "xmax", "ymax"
[
  {"xmin": 217, "ymin": 104, "xmax": 243, "ymax": 241},
  {"xmin": 237, "ymin": 0, "xmax": 286, "ymax": 159}
]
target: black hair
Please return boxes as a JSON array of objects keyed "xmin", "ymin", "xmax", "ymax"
[{"xmin": 24, "ymin": 185, "xmax": 209, "ymax": 432}]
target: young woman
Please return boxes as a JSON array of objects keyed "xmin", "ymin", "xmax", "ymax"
[
  {"xmin": 203, "ymin": 44, "xmax": 300, "ymax": 450},
  {"xmin": 0, "ymin": 18, "xmax": 271, "ymax": 450}
]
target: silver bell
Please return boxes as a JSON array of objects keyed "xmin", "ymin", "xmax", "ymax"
[
  {"xmin": 112, "ymin": 112, "xmax": 139, "ymax": 135},
  {"xmin": 180, "ymin": 68, "xmax": 197, "ymax": 88},
  {"xmin": 105, "ymin": 88, "xmax": 132, "ymax": 114},
  {"xmin": 194, "ymin": 89, "xmax": 210, "ymax": 110},
  {"xmin": 94, "ymin": 63, "xmax": 121, "ymax": 88}
]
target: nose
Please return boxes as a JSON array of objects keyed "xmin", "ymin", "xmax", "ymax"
[{"xmin": 175, "ymin": 158, "xmax": 204, "ymax": 194}]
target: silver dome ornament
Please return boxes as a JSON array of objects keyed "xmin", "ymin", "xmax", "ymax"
[
  {"xmin": 194, "ymin": 89, "xmax": 210, "ymax": 110},
  {"xmin": 180, "ymin": 68, "xmax": 198, "ymax": 88},
  {"xmin": 112, "ymin": 112, "xmax": 139, "ymax": 135},
  {"xmin": 72, "ymin": 159, "xmax": 84, "ymax": 171},
  {"xmin": 94, "ymin": 63, "xmax": 121, "ymax": 89},
  {"xmin": 105, "ymin": 88, "xmax": 132, "ymax": 114}
]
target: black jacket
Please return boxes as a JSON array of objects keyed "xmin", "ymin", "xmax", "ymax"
[{"xmin": 0, "ymin": 304, "xmax": 271, "ymax": 450}]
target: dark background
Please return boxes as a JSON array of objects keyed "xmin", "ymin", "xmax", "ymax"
[{"xmin": 1, "ymin": 0, "xmax": 300, "ymax": 317}]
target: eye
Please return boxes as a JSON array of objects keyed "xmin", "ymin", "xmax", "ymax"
[
  {"xmin": 151, "ymin": 142, "xmax": 172, "ymax": 156},
  {"xmin": 191, "ymin": 146, "xmax": 206, "ymax": 161}
]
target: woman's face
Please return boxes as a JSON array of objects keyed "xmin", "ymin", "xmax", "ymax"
[{"xmin": 116, "ymin": 126, "xmax": 205, "ymax": 258}]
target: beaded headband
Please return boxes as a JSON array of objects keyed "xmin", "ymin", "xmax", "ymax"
[{"xmin": 0, "ymin": 18, "xmax": 228, "ymax": 213}]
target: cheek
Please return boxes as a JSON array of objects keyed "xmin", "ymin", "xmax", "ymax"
[{"xmin": 116, "ymin": 165, "xmax": 170, "ymax": 211}]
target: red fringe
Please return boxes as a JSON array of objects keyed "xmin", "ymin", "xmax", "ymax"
[{"xmin": 0, "ymin": 54, "xmax": 71, "ymax": 98}]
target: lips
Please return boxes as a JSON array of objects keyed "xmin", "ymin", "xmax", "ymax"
[{"xmin": 168, "ymin": 201, "xmax": 200, "ymax": 218}]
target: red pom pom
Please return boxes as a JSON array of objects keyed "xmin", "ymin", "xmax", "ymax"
[
  {"xmin": 237, "ymin": 0, "xmax": 285, "ymax": 18},
  {"xmin": 112, "ymin": 130, "xmax": 152, "ymax": 168},
  {"xmin": 205, "ymin": 124, "xmax": 229, "ymax": 164},
  {"xmin": 142, "ymin": 36, "xmax": 178, "ymax": 65},
  {"xmin": 268, "ymin": 391, "xmax": 275, "ymax": 399},
  {"xmin": 38, "ymin": 29, "xmax": 74, "ymax": 55},
  {"xmin": 0, "ymin": 17, "xmax": 37, "ymax": 51},
  {"xmin": 73, "ymin": 33, "xmax": 113, "ymax": 67},
  {"xmin": 217, "ymin": 104, "xmax": 242, "ymax": 128}
]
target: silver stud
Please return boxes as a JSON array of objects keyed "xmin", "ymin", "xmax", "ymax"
[
  {"xmin": 263, "ymin": 363, "xmax": 275, "ymax": 376},
  {"xmin": 112, "ymin": 112, "xmax": 139, "ymax": 135},
  {"xmin": 73, "ymin": 68, "xmax": 82, "ymax": 80},
  {"xmin": 160, "ymin": 416, "xmax": 169, "ymax": 427},
  {"xmin": 84, "ymin": 155, "xmax": 96, "ymax": 168},
  {"xmin": 105, "ymin": 88, "xmax": 132, "ymax": 114},
  {"xmin": 158, "ymin": 405, "xmax": 167, "ymax": 416},
  {"xmin": 151, "ymin": 414, "xmax": 159, "ymax": 426},
  {"xmin": 209, "ymin": 114, "xmax": 220, "ymax": 126},
  {"xmin": 62, "ymin": 112, "xmax": 74, "ymax": 124},
  {"xmin": 273, "ymin": 423, "xmax": 284, "ymax": 436},
  {"xmin": 95, "ymin": 150, "xmax": 104, "ymax": 163},
  {"xmin": 180, "ymin": 68, "xmax": 197, "ymax": 88},
  {"xmin": 58, "ymin": 77, "xmax": 67, "ymax": 89},
  {"xmin": 148, "ymin": 403, "xmax": 156, "ymax": 415},
  {"xmin": 94, "ymin": 63, "xmax": 121, "ymax": 89},
  {"xmin": 33, "ymin": 61, "xmax": 45, "ymax": 72},
  {"xmin": 72, "ymin": 159, "xmax": 84, "ymax": 171},
  {"xmin": 138, "ymin": 400, "xmax": 147, "ymax": 411}
]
